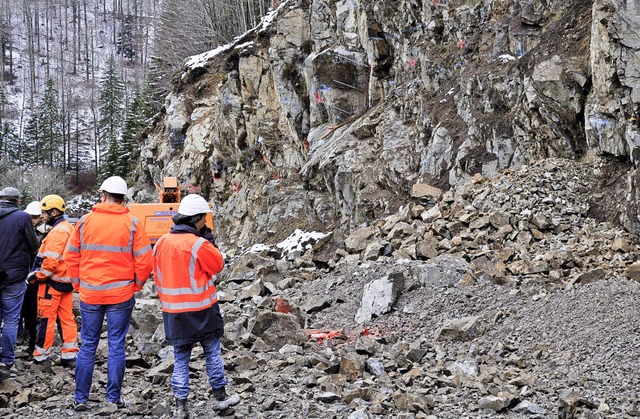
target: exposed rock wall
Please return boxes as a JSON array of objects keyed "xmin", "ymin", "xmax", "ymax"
[{"xmin": 135, "ymin": 0, "xmax": 640, "ymax": 249}]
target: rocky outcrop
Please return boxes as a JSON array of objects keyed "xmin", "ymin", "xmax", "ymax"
[
  {"xmin": 134, "ymin": 0, "xmax": 640, "ymax": 250},
  {"xmin": 587, "ymin": 0, "xmax": 640, "ymax": 159}
]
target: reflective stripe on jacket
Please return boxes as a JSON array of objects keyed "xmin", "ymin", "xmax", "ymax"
[
  {"xmin": 63, "ymin": 202, "xmax": 153, "ymax": 305},
  {"xmin": 153, "ymin": 224, "xmax": 225, "ymax": 345},
  {"xmin": 35, "ymin": 218, "xmax": 73, "ymax": 292},
  {"xmin": 153, "ymin": 225, "xmax": 224, "ymax": 314}
]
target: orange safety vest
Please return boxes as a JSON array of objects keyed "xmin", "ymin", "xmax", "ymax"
[
  {"xmin": 153, "ymin": 230, "xmax": 224, "ymax": 313},
  {"xmin": 64, "ymin": 203, "xmax": 153, "ymax": 305},
  {"xmin": 36, "ymin": 219, "xmax": 73, "ymax": 285}
]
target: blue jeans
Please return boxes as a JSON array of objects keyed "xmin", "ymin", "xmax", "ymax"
[
  {"xmin": 0, "ymin": 281, "xmax": 27, "ymax": 365},
  {"xmin": 172, "ymin": 335, "xmax": 227, "ymax": 399},
  {"xmin": 75, "ymin": 297, "xmax": 134, "ymax": 403}
]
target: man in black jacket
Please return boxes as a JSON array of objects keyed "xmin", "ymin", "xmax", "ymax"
[{"xmin": 0, "ymin": 187, "xmax": 38, "ymax": 379}]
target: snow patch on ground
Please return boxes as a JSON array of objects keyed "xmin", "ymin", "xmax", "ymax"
[
  {"xmin": 249, "ymin": 243, "xmax": 272, "ymax": 253},
  {"xmin": 184, "ymin": 44, "xmax": 234, "ymax": 70},
  {"xmin": 498, "ymin": 54, "xmax": 516, "ymax": 63},
  {"xmin": 65, "ymin": 194, "xmax": 98, "ymax": 218},
  {"xmin": 276, "ymin": 229, "xmax": 329, "ymax": 253},
  {"xmin": 259, "ymin": 0, "xmax": 290, "ymax": 32},
  {"xmin": 249, "ymin": 229, "xmax": 329, "ymax": 255}
]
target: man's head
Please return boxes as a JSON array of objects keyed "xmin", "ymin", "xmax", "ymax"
[
  {"xmin": 40, "ymin": 194, "xmax": 66, "ymax": 225},
  {"xmin": 99, "ymin": 176, "xmax": 128, "ymax": 204},
  {"xmin": 25, "ymin": 201, "xmax": 43, "ymax": 226},
  {"xmin": 0, "ymin": 187, "xmax": 21, "ymax": 204},
  {"xmin": 172, "ymin": 194, "xmax": 212, "ymax": 230}
]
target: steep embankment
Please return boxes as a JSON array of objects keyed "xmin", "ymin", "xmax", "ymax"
[{"xmin": 134, "ymin": 0, "xmax": 640, "ymax": 251}]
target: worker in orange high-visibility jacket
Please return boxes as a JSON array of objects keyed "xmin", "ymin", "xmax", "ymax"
[
  {"xmin": 30, "ymin": 194, "xmax": 78, "ymax": 368},
  {"xmin": 64, "ymin": 176, "xmax": 153, "ymax": 412},
  {"xmin": 153, "ymin": 194, "xmax": 239, "ymax": 419}
]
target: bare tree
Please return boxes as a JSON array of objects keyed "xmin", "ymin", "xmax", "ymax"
[
  {"xmin": 0, "ymin": 160, "xmax": 68, "ymax": 201},
  {"xmin": 84, "ymin": 0, "xmax": 90, "ymax": 81},
  {"xmin": 24, "ymin": 165, "xmax": 69, "ymax": 200},
  {"xmin": 0, "ymin": 0, "xmax": 15, "ymax": 81},
  {"xmin": 23, "ymin": 1, "xmax": 36, "ymax": 106}
]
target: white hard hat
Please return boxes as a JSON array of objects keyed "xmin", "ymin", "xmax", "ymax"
[
  {"xmin": 99, "ymin": 176, "xmax": 128, "ymax": 195},
  {"xmin": 25, "ymin": 201, "xmax": 42, "ymax": 216},
  {"xmin": 177, "ymin": 194, "xmax": 212, "ymax": 216}
]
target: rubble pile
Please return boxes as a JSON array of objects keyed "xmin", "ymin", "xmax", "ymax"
[{"xmin": 1, "ymin": 158, "xmax": 639, "ymax": 418}]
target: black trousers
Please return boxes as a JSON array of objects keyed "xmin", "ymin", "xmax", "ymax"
[{"xmin": 20, "ymin": 282, "xmax": 38, "ymax": 352}]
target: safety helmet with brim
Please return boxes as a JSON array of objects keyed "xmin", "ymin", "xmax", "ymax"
[
  {"xmin": 177, "ymin": 194, "xmax": 212, "ymax": 216},
  {"xmin": 99, "ymin": 176, "xmax": 128, "ymax": 195}
]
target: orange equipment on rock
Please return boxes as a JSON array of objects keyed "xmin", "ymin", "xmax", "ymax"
[{"xmin": 128, "ymin": 177, "xmax": 214, "ymax": 245}]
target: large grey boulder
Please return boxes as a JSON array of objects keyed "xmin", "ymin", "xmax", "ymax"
[
  {"xmin": 355, "ymin": 273, "xmax": 405, "ymax": 323},
  {"xmin": 414, "ymin": 254, "xmax": 473, "ymax": 288},
  {"xmin": 250, "ymin": 312, "xmax": 307, "ymax": 350}
]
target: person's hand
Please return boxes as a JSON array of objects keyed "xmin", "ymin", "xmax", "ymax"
[{"xmin": 26, "ymin": 271, "xmax": 38, "ymax": 284}]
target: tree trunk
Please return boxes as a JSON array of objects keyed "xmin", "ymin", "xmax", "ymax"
[
  {"xmin": 84, "ymin": 0, "xmax": 90, "ymax": 81},
  {"xmin": 45, "ymin": 0, "xmax": 50, "ymax": 80},
  {"xmin": 60, "ymin": 44, "xmax": 67, "ymax": 172},
  {"xmin": 72, "ymin": 0, "xmax": 78, "ymax": 74},
  {"xmin": 24, "ymin": 3, "xmax": 36, "ymax": 107}
]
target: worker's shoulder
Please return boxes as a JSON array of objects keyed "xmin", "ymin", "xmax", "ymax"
[
  {"xmin": 9, "ymin": 207, "xmax": 31, "ymax": 222},
  {"xmin": 157, "ymin": 231, "xmax": 207, "ymax": 247},
  {"xmin": 49, "ymin": 221, "xmax": 72, "ymax": 237}
]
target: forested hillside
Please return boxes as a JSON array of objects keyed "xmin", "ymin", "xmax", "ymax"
[{"xmin": 0, "ymin": 0, "xmax": 270, "ymax": 200}]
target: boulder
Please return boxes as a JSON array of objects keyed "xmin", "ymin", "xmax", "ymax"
[{"xmin": 355, "ymin": 273, "xmax": 405, "ymax": 323}]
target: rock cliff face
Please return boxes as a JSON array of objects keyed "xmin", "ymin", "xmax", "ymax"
[{"xmin": 135, "ymin": 0, "xmax": 640, "ymax": 249}]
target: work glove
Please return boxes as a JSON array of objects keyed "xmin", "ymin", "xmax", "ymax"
[{"xmin": 25, "ymin": 270, "xmax": 38, "ymax": 284}]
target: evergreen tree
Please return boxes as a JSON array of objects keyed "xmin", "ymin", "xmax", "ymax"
[
  {"xmin": 22, "ymin": 79, "xmax": 64, "ymax": 170},
  {"xmin": 116, "ymin": 15, "xmax": 138, "ymax": 63},
  {"xmin": 23, "ymin": 113, "xmax": 41, "ymax": 165},
  {"xmin": 97, "ymin": 55, "xmax": 125, "ymax": 174},
  {"xmin": 37, "ymin": 78, "xmax": 64, "ymax": 170},
  {"xmin": 100, "ymin": 137, "xmax": 121, "ymax": 180},
  {"xmin": 147, "ymin": 58, "xmax": 172, "ymax": 112},
  {"xmin": 0, "ymin": 123, "xmax": 22, "ymax": 165},
  {"xmin": 119, "ymin": 83, "xmax": 153, "ymax": 174}
]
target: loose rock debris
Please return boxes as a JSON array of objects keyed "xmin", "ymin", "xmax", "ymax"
[{"xmin": 2, "ymin": 158, "xmax": 640, "ymax": 418}]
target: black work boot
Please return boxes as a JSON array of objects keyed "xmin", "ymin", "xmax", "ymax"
[
  {"xmin": 0, "ymin": 363, "xmax": 10, "ymax": 380},
  {"xmin": 174, "ymin": 397, "xmax": 189, "ymax": 419},
  {"xmin": 211, "ymin": 387, "xmax": 240, "ymax": 411},
  {"xmin": 61, "ymin": 358, "xmax": 76, "ymax": 369}
]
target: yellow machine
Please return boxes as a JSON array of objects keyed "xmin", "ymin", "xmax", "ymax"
[{"xmin": 128, "ymin": 177, "xmax": 214, "ymax": 245}]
